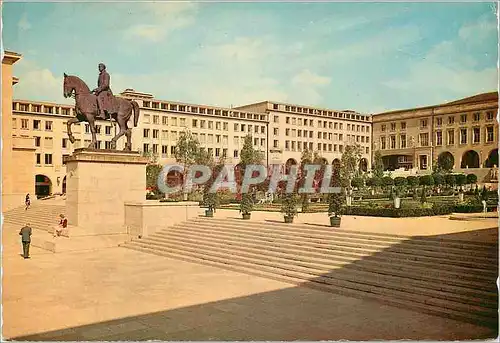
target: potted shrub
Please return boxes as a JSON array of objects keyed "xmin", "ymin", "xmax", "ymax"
[
  {"xmin": 240, "ymin": 193, "xmax": 253, "ymax": 220},
  {"xmin": 328, "ymin": 191, "xmax": 345, "ymax": 227},
  {"xmin": 203, "ymin": 191, "xmax": 217, "ymax": 217},
  {"xmin": 281, "ymin": 192, "xmax": 298, "ymax": 223},
  {"xmin": 328, "ymin": 168, "xmax": 345, "ymax": 227}
]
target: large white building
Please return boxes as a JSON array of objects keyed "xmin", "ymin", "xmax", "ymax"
[{"xmin": 12, "ymin": 89, "xmax": 372, "ymax": 196}]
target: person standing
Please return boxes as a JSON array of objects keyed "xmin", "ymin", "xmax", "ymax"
[
  {"xmin": 25, "ymin": 193, "xmax": 31, "ymax": 210},
  {"xmin": 19, "ymin": 223, "xmax": 32, "ymax": 259}
]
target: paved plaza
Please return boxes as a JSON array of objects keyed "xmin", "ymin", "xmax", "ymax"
[{"xmin": 2, "ymin": 206, "xmax": 498, "ymax": 341}]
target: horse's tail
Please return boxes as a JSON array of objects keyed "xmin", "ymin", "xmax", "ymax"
[{"xmin": 131, "ymin": 100, "xmax": 140, "ymax": 127}]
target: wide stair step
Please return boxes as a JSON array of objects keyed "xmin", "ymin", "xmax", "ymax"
[{"xmin": 120, "ymin": 217, "xmax": 499, "ymax": 328}]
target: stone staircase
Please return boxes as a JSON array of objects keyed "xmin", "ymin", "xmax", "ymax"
[
  {"xmin": 3, "ymin": 203, "xmax": 65, "ymax": 232},
  {"xmin": 121, "ymin": 217, "xmax": 499, "ymax": 328},
  {"xmin": 3, "ymin": 203, "xmax": 130, "ymax": 252}
]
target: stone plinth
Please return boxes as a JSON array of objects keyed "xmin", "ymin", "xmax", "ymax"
[
  {"xmin": 65, "ymin": 149, "xmax": 149, "ymax": 233},
  {"xmin": 125, "ymin": 201, "xmax": 202, "ymax": 237}
]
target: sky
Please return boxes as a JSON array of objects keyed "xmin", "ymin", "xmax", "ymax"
[{"xmin": 2, "ymin": 1, "xmax": 499, "ymax": 114}]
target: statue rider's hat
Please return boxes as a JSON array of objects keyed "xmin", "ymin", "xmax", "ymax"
[{"xmin": 99, "ymin": 63, "xmax": 106, "ymax": 69}]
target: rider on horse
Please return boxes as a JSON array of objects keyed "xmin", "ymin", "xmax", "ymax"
[{"xmin": 92, "ymin": 63, "xmax": 113, "ymax": 120}]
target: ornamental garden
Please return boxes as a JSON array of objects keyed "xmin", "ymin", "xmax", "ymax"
[{"xmin": 145, "ymin": 130, "xmax": 498, "ymax": 227}]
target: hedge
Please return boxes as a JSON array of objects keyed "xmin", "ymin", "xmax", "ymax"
[{"xmin": 344, "ymin": 205, "xmax": 454, "ymax": 217}]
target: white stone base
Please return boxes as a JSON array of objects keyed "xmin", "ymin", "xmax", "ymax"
[{"xmin": 65, "ymin": 149, "xmax": 149, "ymax": 233}]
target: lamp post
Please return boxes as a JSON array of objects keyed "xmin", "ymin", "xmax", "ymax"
[{"xmin": 409, "ymin": 136, "xmax": 416, "ymax": 170}]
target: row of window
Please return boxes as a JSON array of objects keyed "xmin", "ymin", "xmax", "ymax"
[
  {"xmin": 275, "ymin": 116, "xmax": 371, "ymax": 131},
  {"xmin": 15, "ymin": 118, "xmax": 53, "ymax": 131},
  {"xmin": 271, "ymin": 103, "xmax": 369, "ymax": 122},
  {"xmin": 277, "ymin": 127, "xmax": 370, "ymax": 143},
  {"xmin": 380, "ymin": 111, "xmax": 496, "ymax": 132},
  {"xmin": 280, "ymin": 140, "xmax": 370, "ymax": 154},
  {"xmin": 142, "ymin": 102, "xmax": 267, "ymax": 122},
  {"xmin": 14, "ymin": 102, "xmax": 72, "ymax": 116},
  {"xmin": 142, "ymin": 119, "xmax": 267, "ymax": 134},
  {"xmin": 379, "ymin": 126, "xmax": 496, "ymax": 149},
  {"xmin": 142, "ymin": 144, "xmax": 259, "ymax": 160}
]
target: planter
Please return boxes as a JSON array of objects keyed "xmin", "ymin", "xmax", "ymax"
[
  {"xmin": 394, "ymin": 197, "xmax": 401, "ymax": 209},
  {"xmin": 330, "ymin": 216, "xmax": 341, "ymax": 227},
  {"xmin": 205, "ymin": 209, "xmax": 214, "ymax": 217},
  {"xmin": 284, "ymin": 216, "xmax": 294, "ymax": 223},
  {"xmin": 242, "ymin": 213, "xmax": 251, "ymax": 220},
  {"xmin": 458, "ymin": 192, "xmax": 464, "ymax": 202}
]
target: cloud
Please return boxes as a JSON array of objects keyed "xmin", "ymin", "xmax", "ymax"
[
  {"xmin": 124, "ymin": 2, "xmax": 198, "ymax": 42},
  {"xmin": 382, "ymin": 15, "xmax": 498, "ymax": 104},
  {"xmin": 291, "ymin": 69, "xmax": 331, "ymax": 87},
  {"xmin": 125, "ymin": 25, "xmax": 166, "ymax": 42},
  {"xmin": 13, "ymin": 60, "xmax": 71, "ymax": 104},
  {"xmin": 17, "ymin": 13, "xmax": 31, "ymax": 31},
  {"xmin": 458, "ymin": 14, "xmax": 497, "ymax": 42}
]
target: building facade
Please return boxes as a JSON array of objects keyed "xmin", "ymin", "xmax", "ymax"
[
  {"xmin": 12, "ymin": 90, "xmax": 373, "ymax": 196},
  {"xmin": 2, "ymin": 51, "xmax": 36, "ymax": 211},
  {"xmin": 235, "ymin": 101, "xmax": 372, "ymax": 171},
  {"xmin": 372, "ymin": 92, "xmax": 498, "ymax": 182}
]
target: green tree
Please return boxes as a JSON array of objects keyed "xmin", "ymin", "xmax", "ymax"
[
  {"xmin": 328, "ymin": 167, "xmax": 345, "ymax": 217},
  {"xmin": 341, "ymin": 144, "xmax": 363, "ymax": 198},
  {"xmin": 394, "ymin": 177, "xmax": 407, "ymax": 187},
  {"xmin": 281, "ymin": 192, "xmax": 299, "ymax": 219},
  {"xmin": 174, "ymin": 129, "xmax": 202, "ymax": 167},
  {"xmin": 445, "ymin": 174, "xmax": 457, "ymax": 189},
  {"xmin": 372, "ymin": 150, "xmax": 384, "ymax": 178},
  {"xmin": 433, "ymin": 174, "xmax": 444, "ymax": 187},
  {"xmin": 146, "ymin": 163, "xmax": 163, "ymax": 195},
  {"xmin": 299, "ymin": 148, "xmax": 313, "ymax": 211},
  {"xmin": 239, "ymin": 135, "xmax": 263, "ymax": 215},
  {"xmin": 351, "ymin": 177, "xmax": 364, "ymax": 189},
  {"xmin": 419, "ymin": 175, "xmax": 435, "ymax": 187},
  {"xmin": 467, "ymin": 173, "xmax": 478, "ymax": 185},
  {"xmin": 456, "ymin": 174, "xmax": 467, "ymax": 191},
  {"xmin": 437, "ymin": 153, "xmax": 454, "ymax": 173},
  {"xmin": 407, "ymin": 176, "xmax": 420, "ymax": 200},
  {"xmin": 382, "ymin": 176, "xmax": 394, "ymax": 188}
]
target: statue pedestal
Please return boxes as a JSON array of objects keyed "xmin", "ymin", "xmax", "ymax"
[{"xmin": 65, "ymin": 149, "xmax": 149, "ymax": 233}]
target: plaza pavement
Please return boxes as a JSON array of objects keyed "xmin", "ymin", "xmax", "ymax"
[{"xmin": 2, "ymin": 207, "xmax": 498, "ymax": 340}]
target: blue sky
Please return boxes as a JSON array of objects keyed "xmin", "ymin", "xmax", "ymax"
[{"xmin": 3, "ymin": 1, "xmax": 498, "ymax": 113}]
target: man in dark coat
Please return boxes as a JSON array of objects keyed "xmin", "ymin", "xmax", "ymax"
[
  {"xmin": 19, "ymin": 223, "xmax": 32, "ymax": 259},
  {"xmin": 92, "ymin": 63, "xmax": 113, "ymax": 120}
]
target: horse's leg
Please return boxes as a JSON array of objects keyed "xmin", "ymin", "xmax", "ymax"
[
  {"xmin": 124, "ymin": 127, "xmax": 132, "ymax": 151},
  {"xmin": 87, "ymin": 115, "xmax": 97, "ymax": 149},
  {"xmin": 66, "ymin": 117, "xmax": 80, "ymax": 144},
  {"xmin": 110, "ymin": 114, "xmax": 127, "ymax": 150}
]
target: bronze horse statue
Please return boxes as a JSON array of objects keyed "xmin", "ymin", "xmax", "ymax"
[{"xmin": 63, "ymin": 74, "xmax": 139, "ymax": 151}]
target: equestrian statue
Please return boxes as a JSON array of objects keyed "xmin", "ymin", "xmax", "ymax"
[{"xmin": 63, "ymin": 63, "xmax": 139, "ymax": 151}]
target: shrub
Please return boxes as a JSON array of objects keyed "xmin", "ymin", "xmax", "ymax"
[
  {"xmin": 394, "ymin": 177, "xmax": 407, "ymax": 187},
  {"xmin": 344, "ymin": 205, "xmax": 453, "ymax": 217},
  {"xmin": 240, "ymin": 193, "xmax": 253, "ymax": 215},
  {"xmin": 382, "ymin": 176, "xmax": 394, "ymax": 187},
  {"xmin": 433, "ymin": 174, "xmax": 444, "ymax": 187},
  {"xmin": 466, "ymin": 173, "xmax": 478, "ymax": 185},
  {"xmin": 419, "ymin": 175, "xmax": 435, "ymax": 186},
  {"xmin": 456, "ymin": 174, "xmax": 467, "ymax": 188},
  {"xmin": 351, "ymin": 177, "xmax": 364, "ymax": 189},
  {"xmin": 406, "ymin": 176, "xmax": 420, "ymax": 187},
  {"xmin": 281, "ymin": 193, "xmax": 299, "ymax": 218},
  {"xmin": 420, "ymin": 186, "xmax": 427, "ymax": 204},
  {"xmin": 367, "ymin": 177, "xmax": 382, "ymax": 188},
  {"xmin": 328, "ymin": 167, "xmax": 345, "ymax": 217},
  {"xmin": 445, "ymin": 174, "xmax": 457, "ymax": 187}
]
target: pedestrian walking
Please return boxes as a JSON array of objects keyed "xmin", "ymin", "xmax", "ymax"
[
  {"xmin": 19, "ymin": 223, "xmax": 32, "ymax": 259},
  {"xmin": 25, "ymin": 193, "xmax": 31, "ymax": 210}
]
